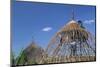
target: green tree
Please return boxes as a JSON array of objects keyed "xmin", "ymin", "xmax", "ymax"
[
  {"xmin": 11, "ymin": 51, "xmax": 16, "ymax": 67},
  {"xmin": 16, "ymin": 49, "xmax": 28, "ymax": 66}
]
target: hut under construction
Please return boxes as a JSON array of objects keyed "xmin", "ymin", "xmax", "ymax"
[{"xmin": 40, "ymin": 11, "xmax": 96, "ymax": 64}]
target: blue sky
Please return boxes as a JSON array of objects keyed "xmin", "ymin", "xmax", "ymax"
[{"xmin": 12, "ymin": 1, "xmax": 96, "ymax": 56}]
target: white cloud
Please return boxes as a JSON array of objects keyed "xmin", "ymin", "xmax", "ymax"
[
  {"xmin": 84, "ymin": 19, "xmax": 95, "ymax": 24},
  {"xmin": 42, "ymin": 27, "xmax": 52, "ymax": 32}
]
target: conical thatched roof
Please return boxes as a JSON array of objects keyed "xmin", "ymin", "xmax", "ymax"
[
  {"xmin": 58, "ymin": 20, "xmax": 85, "ymax": 32},
  {"xmin": 64, "ymin": 20, "xmax": 80, "ymax": 30},
  {"xmin": 40, "ymin": 11, "xmax": 95, "ymax": 64},
  {"xmin": 45, "ymin": 19, "xmax": 95, "ymax": 57},
  {"xmin": 57, "ymin": 20, "xmax": 89, "ymax": 42},
  {"xmin": 23, "ymin": 41, "xmax": 44, "ymax": 64},
  {"xmin": 24, "ymin": 42, "xmax": 38, "ymax": 52},
  {"xmin": 40, "ymin": 19, "xmax": 95, "ymax": 64}
]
